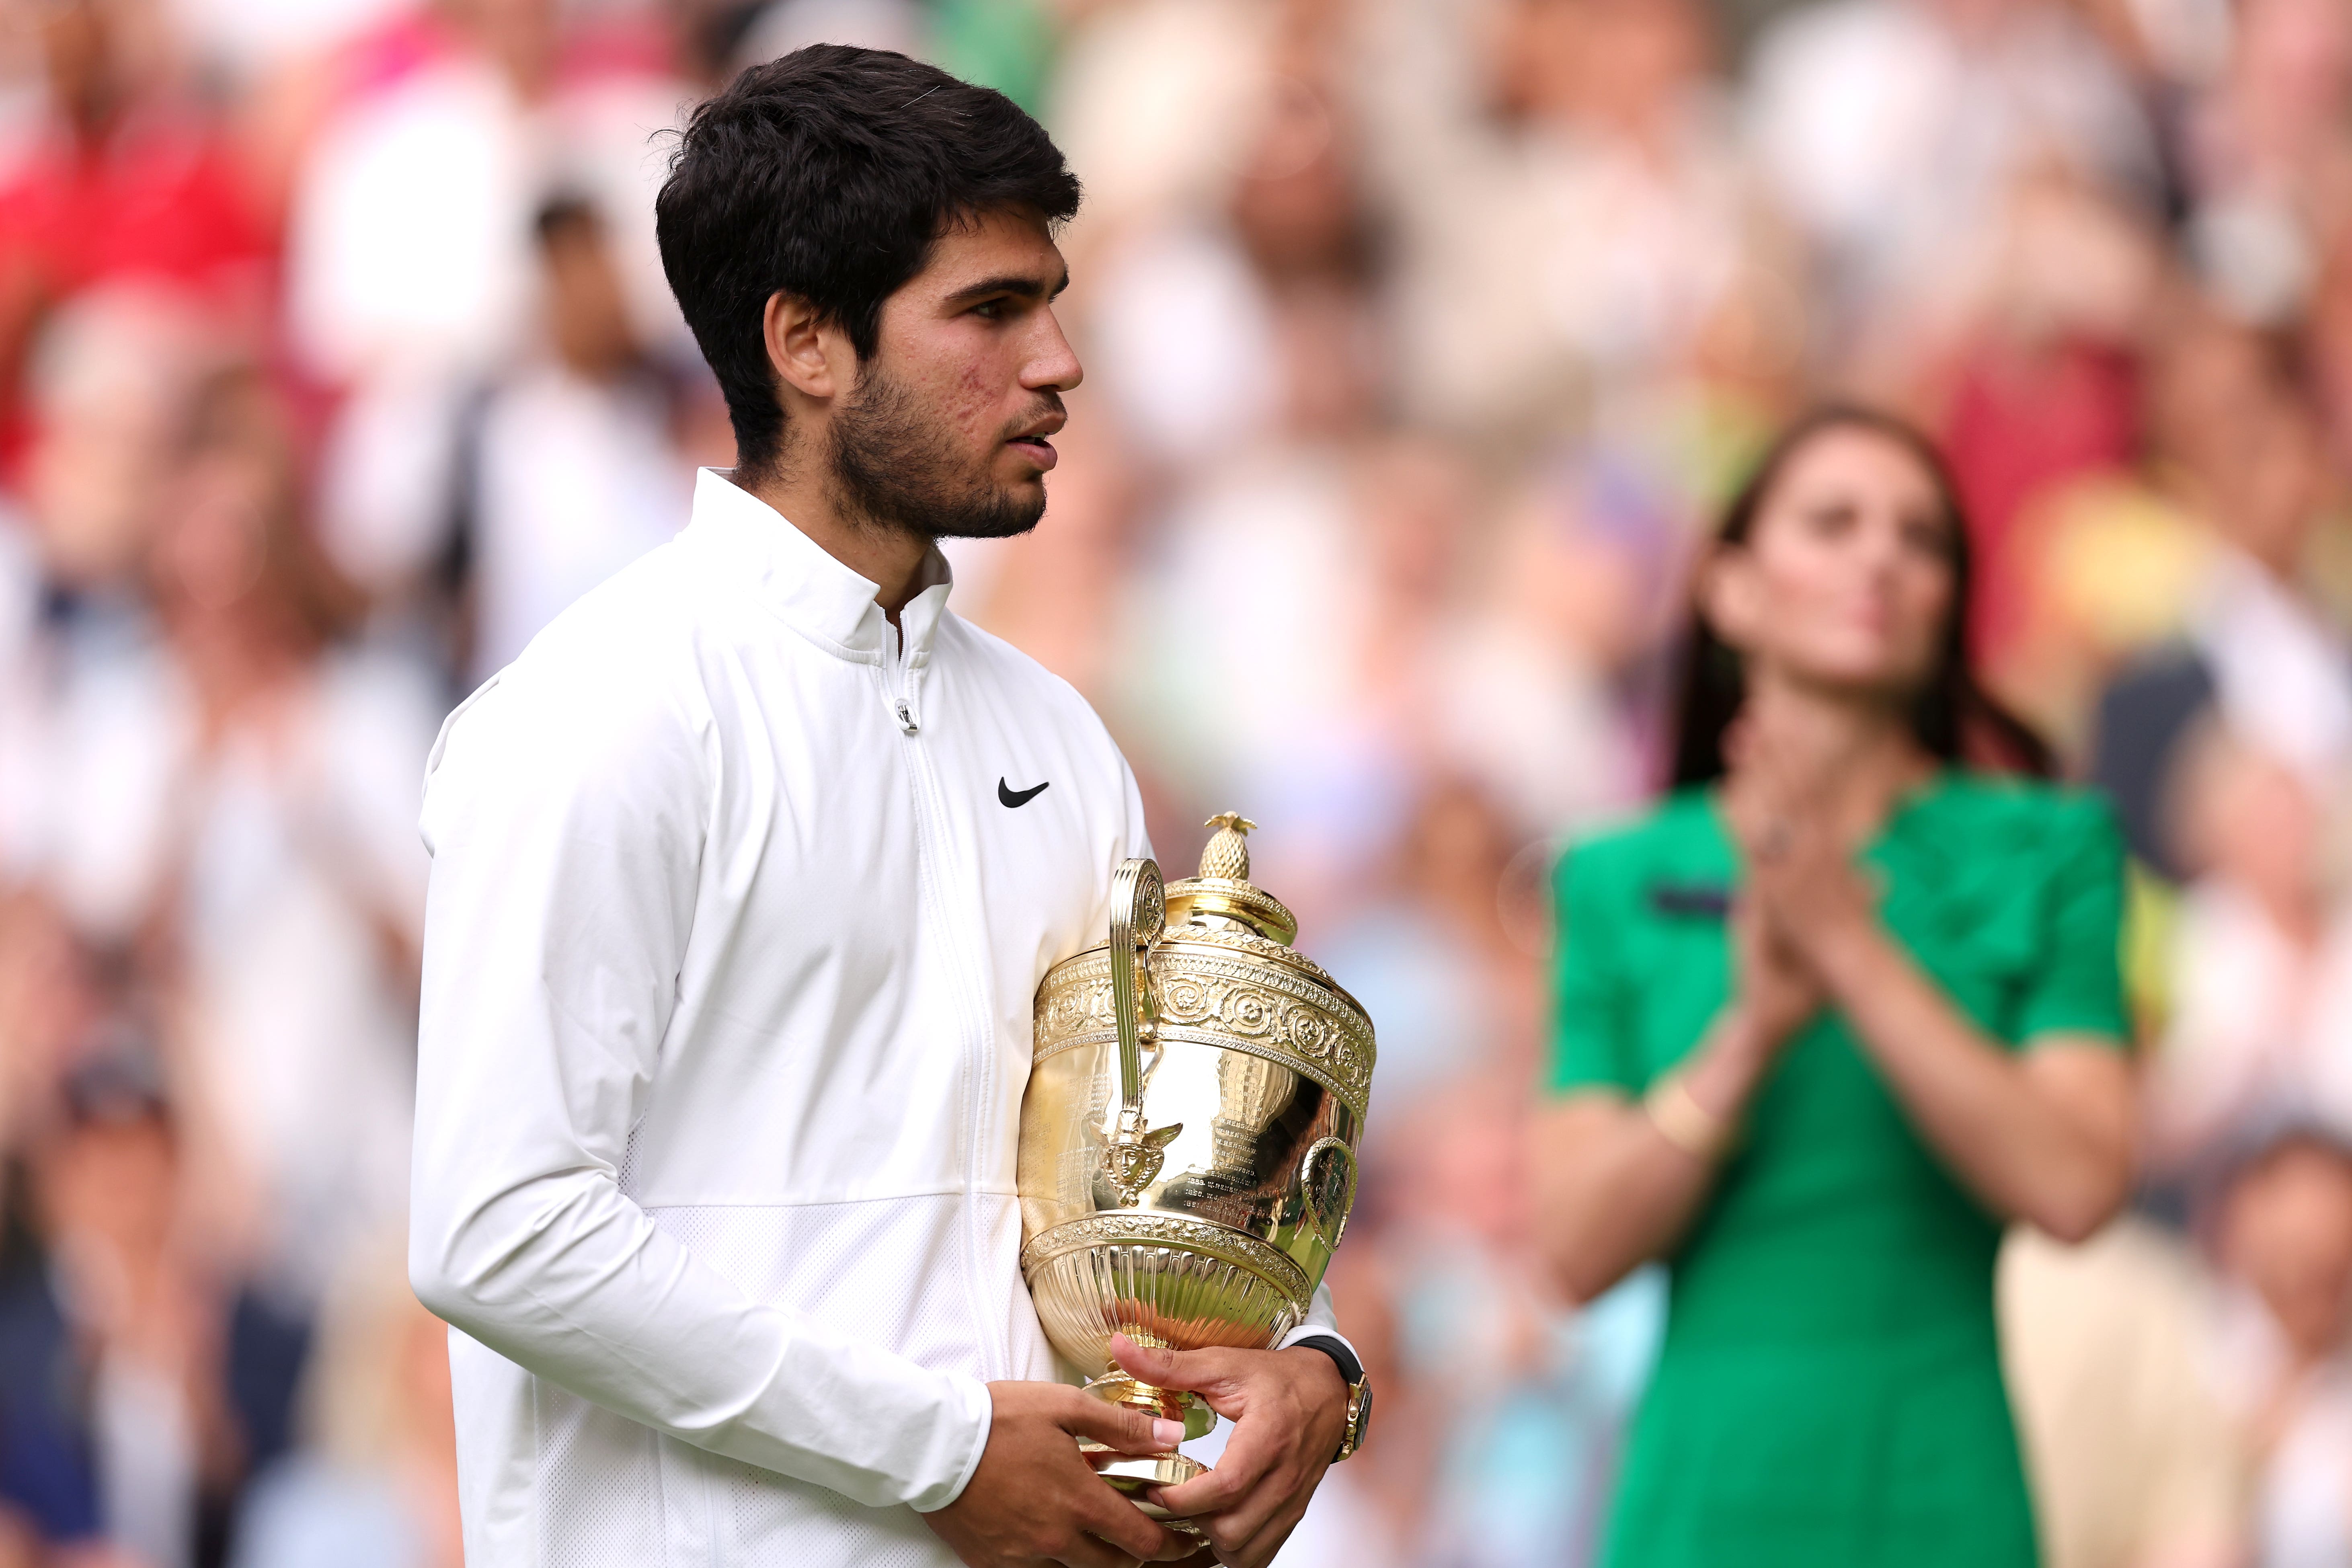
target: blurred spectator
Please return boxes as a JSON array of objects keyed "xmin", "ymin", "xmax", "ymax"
[
  {"xmin": 1999, "ymin": 1219, "xmax": 2249, "ymax": 1568},
  {"xmin": 1047, "ymin": 0, "xmax": 1279, "ymax": 258},
  {"xmin": 1537, "ymin": 407, "xmax": 2134, "ymax": 1568},
  {"xmin": 1322, "ymin": 780, "xmax": 1539, "ymax": 1113},
  {"xmin": 331, "ymin": 193, "xmax": 696, "ymax": 681},
  {"xmin": 14, "ymin": 288, "xmax": 223, "ymax": 642},
  {"xmin": 2181, "ymin": 0, "xmax": 2352, "ymax": 326},
  {"xmin": 1935, "ymin": 175, "xmax": 2167, "ymax": 684},
  {"xmin": 285, "ymin": 0, "xmax": 684, "ymax": 387},
  {"xmin": 296, "ymin": 0, "xmax": 698, "ymax": 650},
  {"xmin": 1092, "ymin": 29, "xmax": 1402, "ymax": 912},
  {"xmin": 460, "ymin": 195, "xmax": 691, "ymax": 680},
  {"xmin": 2144, "ymin": 726, "xmax": 2352, "ymax": 1176},
  {"xmin": 20, "ymin": 1055, "xmax": 243, "ymax": 1568},
  {"xmin": 2089, "ymin": 319, "xmax": 2352, "ymax": 875},
  {"xmin": 2205, "ymin": 1130, "xmax": 2352, "ymax": 1568},
  {"xmin": 228, "ymin": 1242, "xmax": 460, "ymax": 1568},
  {"xmin": 38, "ymin": 366, "xmax": 434, "ymax": 1314},
  {"xmin": 0, "ymin": 908, "xmax": 110, "ymax": 1554},
  {"xmin": 1330, "ymin": 1071, "xmax": 1662, "ymax": 1568},
  {"xmin": 1429, "ymin": 455, "xmax": 1667, "ymax": 841},
  {"xmin": 1361, "ymin": 0, "xmax": 1802, "ymax": 464},
  {"xmin": 1746, "ymin": 0, "xmax": 2162, "ymax": 357},
  {"xmin": 0, "ymin": 0, "xmax": 273, "ymax": 459},
  {"xmin": 1071, "ymin": 3, "xmax": 1380, "ymax": 476}
]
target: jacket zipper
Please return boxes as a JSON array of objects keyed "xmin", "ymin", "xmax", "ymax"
[{"xmin": 880, "ymin": 629, "xmax": 1001, "ymax": 1380}]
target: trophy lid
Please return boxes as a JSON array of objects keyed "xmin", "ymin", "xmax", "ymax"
[
  {"xmin": 1032, "ymin": 809, "xmax": 1374, "ymax": 1126},
  {"xmin": 1161, "ymin": 813, "xmax": 1298, "ymax": 944}
]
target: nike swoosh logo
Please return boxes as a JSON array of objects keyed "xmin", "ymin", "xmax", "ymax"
[{"xmin": 998, "ymin": 778, "xmax": 1050, "ymax": 808}]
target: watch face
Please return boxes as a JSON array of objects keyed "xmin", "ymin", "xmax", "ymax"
[{"xmin": 1355, "ymin": 1381, "xmax": 1373, "ymax": 1444}]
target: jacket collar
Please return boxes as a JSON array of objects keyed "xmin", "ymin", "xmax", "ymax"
[{"xmin": 683, "ymin": 467, "xmax": 954, "ymax": 663}]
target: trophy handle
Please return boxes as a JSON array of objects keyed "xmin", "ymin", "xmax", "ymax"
[
  {"xmin": 1298, "ymin": 1136, "xmax": 1359, "ymax": 1252},
  {"xmin": 1103, "ymin": 860, "xmax": 1175, "ymax": 1206},
  {"xmin": 1106, "ymin": 858, "xmax": 1165, "ymax": 1110}
]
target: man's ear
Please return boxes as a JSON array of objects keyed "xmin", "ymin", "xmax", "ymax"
[{"xmin": 763, "ymin": 292, "xmax": 851, "ymax": 403}]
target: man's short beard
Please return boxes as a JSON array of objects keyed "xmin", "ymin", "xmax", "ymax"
[{"xmin": 826, "ymin": 364, "xmax": 1047, "ymax": 542}]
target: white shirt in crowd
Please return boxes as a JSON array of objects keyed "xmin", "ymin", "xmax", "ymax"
[
  {"xmin": 410, "ymin": 468, "xmax": 1344, "ymax": 1566},
  {"xmin": 466, "ymin": 364, "xmax": 691, "ymax": 683},
  {"xmin": 41, "ymin": 640, "xmax": 438, "ymax": 1307},
  {"xmin": 316, "ymin": 356, "xmax": 690, "ymax": 679}
]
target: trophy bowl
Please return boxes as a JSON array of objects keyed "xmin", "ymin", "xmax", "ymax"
[{"xmin": 1018, "ymin": 815, "xmax": 1374, "ymax": 1520}]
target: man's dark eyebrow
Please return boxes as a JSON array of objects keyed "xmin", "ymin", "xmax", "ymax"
[{"xmin": 946, "ymin": 270, "xmax": 1071, "ymax": 307}]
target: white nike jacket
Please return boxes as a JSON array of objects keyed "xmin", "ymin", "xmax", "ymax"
[{"xmin": 410, "ymin": 469, "xmax": 1344, "ymax": 1567}]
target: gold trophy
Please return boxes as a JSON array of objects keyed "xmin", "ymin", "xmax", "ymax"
[{"xmin": 1018, "ymin": 815, "xmax": 1373, "ymax": 1522}]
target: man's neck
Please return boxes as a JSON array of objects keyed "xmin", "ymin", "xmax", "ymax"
[{"xmin": 736, "ymin": 465, "xmax": 935, "ymax": 629}]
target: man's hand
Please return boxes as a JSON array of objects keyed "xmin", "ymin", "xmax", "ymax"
[
  {"xmin": 1107, "ymin": 1334, "xmax": 1349, "ymax": 1568},
  {"xmin": 922, "ymin": 1380, "xmax": 1198, "ymax": 1568}
]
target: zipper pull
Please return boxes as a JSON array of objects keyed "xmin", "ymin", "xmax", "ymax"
[{"xmin": 894, "ymin": 699, "xmax": 918, "ymax": 734}]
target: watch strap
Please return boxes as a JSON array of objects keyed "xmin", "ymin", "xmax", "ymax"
[
  {"xmin": 1287, "ymin": 1332, "xmax": 1363, "ymax": 1389},
  {"xmin": 1289, "ymin": 1333, "xmax": 1370, "ymax": 1462}
]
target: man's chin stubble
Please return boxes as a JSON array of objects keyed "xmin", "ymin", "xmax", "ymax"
[{"xmin": 825, "ymin": 369, "xmax": 1049, "ymax": 543}]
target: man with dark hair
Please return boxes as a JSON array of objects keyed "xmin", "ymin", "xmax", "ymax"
[{"xmin": 409, "ymin": 45, "xmax": 1359, "ymax": 1568}]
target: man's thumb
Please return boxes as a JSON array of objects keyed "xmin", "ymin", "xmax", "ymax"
[
  {"xmin": 1062, "ymin": 1389, "xmax": 1186, "ymax": 1454},
  {"xmin": 1108, "ymin": 1332, "xmax": 1200, "ymax": 1390}
]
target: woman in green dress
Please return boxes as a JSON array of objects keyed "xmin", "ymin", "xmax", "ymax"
[{"xmin": 1534, "ymin": 406, "xmax": 2137, "ymax": 1568}]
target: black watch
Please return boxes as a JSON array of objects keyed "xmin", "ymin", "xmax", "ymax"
[{"xmin": 1289, "ymin": 1334, "xmax": 1373, "ymax": 1462}]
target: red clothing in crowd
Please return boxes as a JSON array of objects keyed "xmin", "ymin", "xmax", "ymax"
[
  {"xmin": 1941, "ymin": 337, "xmax": 2140, "ymax": 667},
  {"xmin": 0, "ymin": 107, "xmax": 273, "ymax": 306},
  {"xmin": 0, "ymin": 105, "xmax": 275, "ymax": 471}
]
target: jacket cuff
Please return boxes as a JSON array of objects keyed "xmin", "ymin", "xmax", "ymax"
[{"xmin": 908, "ymin": 1371, "xmax": 993, "ymax": 1513}]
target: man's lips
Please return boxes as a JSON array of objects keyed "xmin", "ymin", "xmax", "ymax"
[{"xmin": 1007, "ymin": 435, "xmax": 1058, "ymax": 470}]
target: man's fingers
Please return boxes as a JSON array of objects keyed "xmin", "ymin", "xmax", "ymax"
[
  {"xmin": 1145, "ymin": 1427, "xmax": 1270, "ymax": 1519},
  {"xmin": 1185, "ymin": 1471, "xmax": 1315, "ymax": 1568},
  {"xmin": 1059, "ymin": 1390, "xmax": 1186, "ymax": 1456},
  {"xmin": 1156, "ymin": 1475, "xmax": 1288, "ymax": 1552},
  {"xmin": 1048, "ymin": 1528, "xmax": 1139, "ymax": 1568},
  {"xmin": 1214, "ymin": 1490, "xmax": 1313, "ymax": 1568},
  {"xmin": 1070, "ymin": 1484, "xmax": 1192, "ymax": 1565}
]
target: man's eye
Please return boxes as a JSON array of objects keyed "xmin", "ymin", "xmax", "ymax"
[{"xmin": 972, "ymin": 300, "xmax": 1006, "ymax": 320}]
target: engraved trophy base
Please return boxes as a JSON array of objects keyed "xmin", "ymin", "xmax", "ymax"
[{"xmin": 1077, "ymin": 1371, "xmax": 1216, "ymax": 1538}]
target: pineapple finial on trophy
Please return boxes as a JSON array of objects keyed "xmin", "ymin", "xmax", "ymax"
[{"xmin": 1200, "ymin": 812, "xmax": 1257, "ymax": 881}]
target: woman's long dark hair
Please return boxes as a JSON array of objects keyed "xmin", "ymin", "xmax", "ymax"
[{"xmin": 1666, "ymin": 404, "xmax": 2053, "ymax": 788}]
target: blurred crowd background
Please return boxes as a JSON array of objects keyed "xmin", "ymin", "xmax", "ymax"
[{"xmin": 0, "ymin": 0, "xmax": 2350, "ymax": 1564}]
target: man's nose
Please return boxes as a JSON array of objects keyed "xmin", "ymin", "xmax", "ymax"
[{"xmin": 1023, "ymin": 312, "xmax": 1083, "ymax": 393}]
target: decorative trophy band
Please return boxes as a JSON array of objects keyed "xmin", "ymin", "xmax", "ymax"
[{"xmin": 1017, "ymin": 814, "xmax": 1376, "ymax": 1522}]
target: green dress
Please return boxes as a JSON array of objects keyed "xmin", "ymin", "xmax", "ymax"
[{"xmin": 1550, "ymin": 772, "xmax": 2128, "ymax": 1568}]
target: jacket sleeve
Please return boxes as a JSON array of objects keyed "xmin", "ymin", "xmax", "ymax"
[
  {"xmin": 408, "ymin": 666, "xmax": 991, "ymax": 1514},
  {"xmin": 1279, "ymin": 1287, "xmax": 1357, "ymax": 1363}
]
